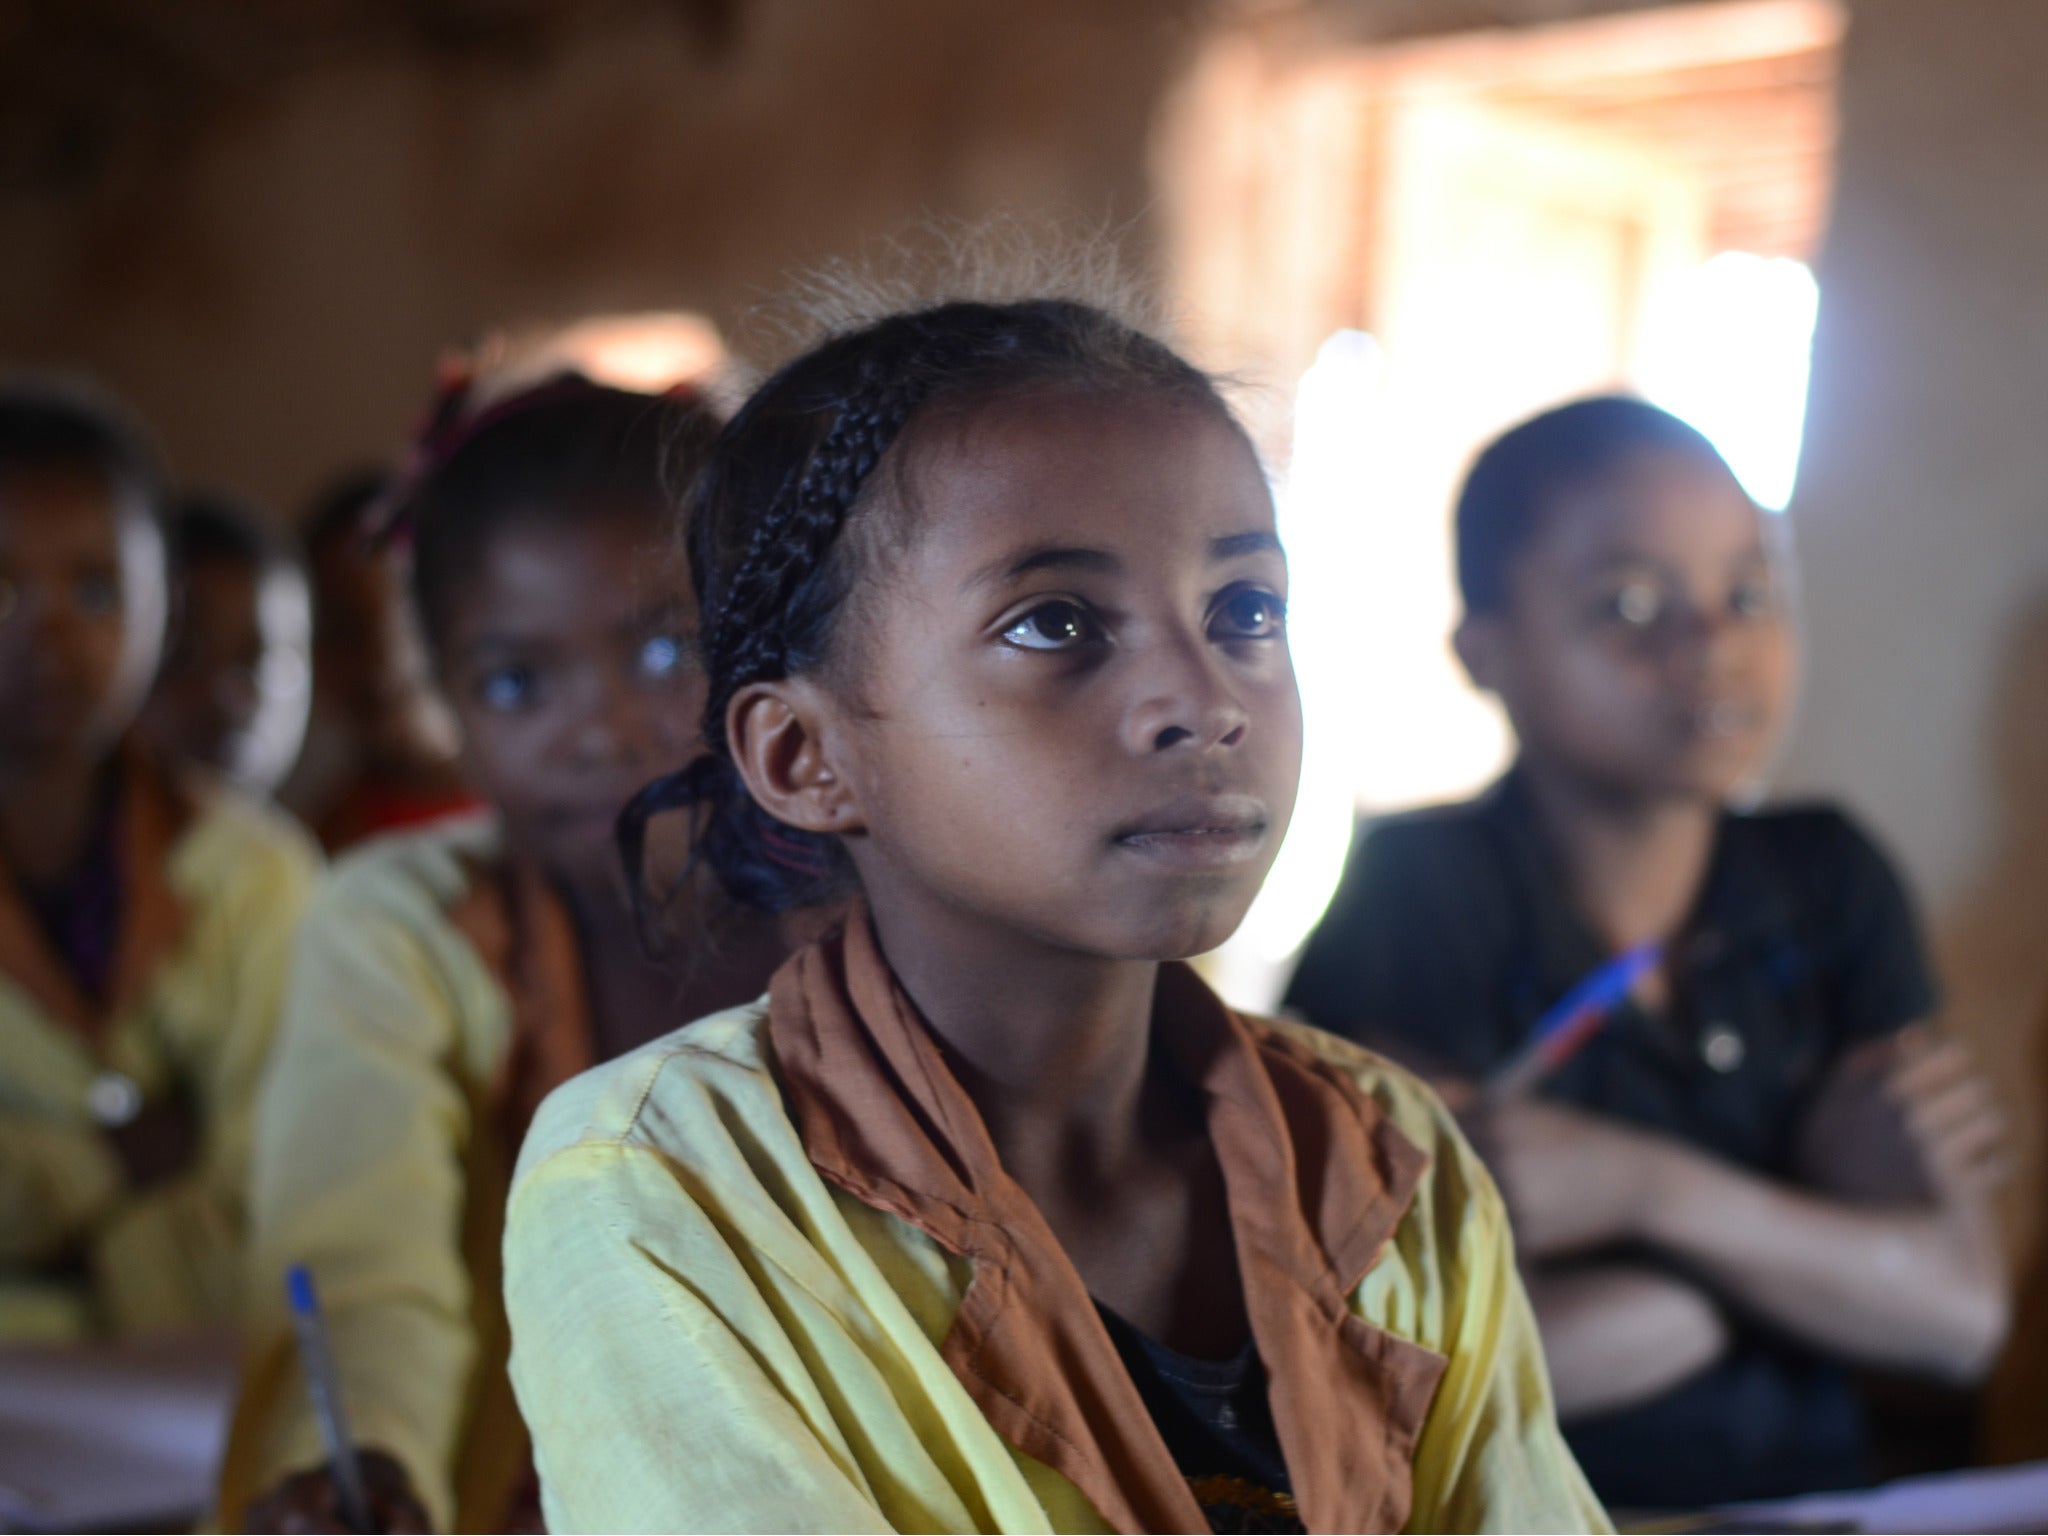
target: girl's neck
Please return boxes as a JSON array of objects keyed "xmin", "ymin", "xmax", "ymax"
[
  {"xmin": 1517, "ymin": 757, "xmax": 1719, "ymax": 954},
  {"xmin": 556, "ymin": 861, "xmax": 783, "ymax": 1061},
  {"xmin": 865, "ymin": 892, "xmax": 1163, "ymax": 1171},
  {"xmin": 862, "ymin": 888, "xmax": 1244, "ymax": 1358},
  {"xmin": 0, "ymin": 750, "xmax": 115, "ymax": 887},
  {"xmin": 555, "ymin": 866, "xmax": 673, "ymax": 1056}
]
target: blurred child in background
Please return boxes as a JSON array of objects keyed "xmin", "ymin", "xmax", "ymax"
[
  {"xmin": 1285, "ymin": 395, "xmax": 2011, "ymax": 1508},
  {"xmin": 139, "ymin": 493, "xmax": 312, "ymax": 797},
  {"xmin": 0, "ymin": 378, "xmax": 318, "ymax": 1343},
  {"xmin": 281, "ymin": 469, "xmax": 476, "ymax": 851},
  {"xmin": 223, "ymin": 375, "xmax": 789, "ymax": 1534}
]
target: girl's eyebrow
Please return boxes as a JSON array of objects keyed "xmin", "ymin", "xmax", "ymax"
[
  {"xmin": 966, "ymin": 544, "xmax": 1120, "ymax": 591},
  {"xmin": 1212, "ymin": 531, "xmax": 1282, "ymax": 561},
  {"xmin": 457, "ymin": 632, "xmax": 553, "ymax": 659},
  {"xmin": 622, "ymin": 593, "xmax": 693, "ymax": 627},
  {"xmin": 966, "ymin": 531, "xmax": 1282, "ymax": 592},
  {"xmin": 1576, "ymin": 550, "xmax": 1670, "ymax": 575}
]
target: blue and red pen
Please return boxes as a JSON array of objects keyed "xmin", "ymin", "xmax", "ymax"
[{"xmin": 1483, "ymin": 942, "xmax": 1663, "ymax": 1105}]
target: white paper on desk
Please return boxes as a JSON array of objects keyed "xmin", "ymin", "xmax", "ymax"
[
  {"xmin": 1730, "ymin": 1458, "xmax": 2048, "ymax": 1535},
  {"xmin": 0, "ymin": 1328, "xmax": 239, "ymax": 1534}
]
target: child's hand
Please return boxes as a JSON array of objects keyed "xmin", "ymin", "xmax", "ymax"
[
  {"xmin": 1885, "ymin": 1026, "xmax": 2011, "ymax": 1206},
  {"xmin": 102, "ymin": 1089, "xmax": 201, "ymax": 1191},
  {"xmin": 1480, "ymin": 1097, "xmax": 1656, "ymax": 1259},
  {"xmin": 243, "ymin": 1450, "xmax": 432, "ymax": 1534}
]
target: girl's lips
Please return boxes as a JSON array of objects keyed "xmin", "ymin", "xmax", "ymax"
[{"xmin": 1112, "ymin": 794, "xmax": 1269, "ymax": 868}]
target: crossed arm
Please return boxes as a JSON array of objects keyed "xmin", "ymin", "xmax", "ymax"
[{"xmin": 1470, "ymin": 1029, "xmax": 2012, "ymax": 1417}]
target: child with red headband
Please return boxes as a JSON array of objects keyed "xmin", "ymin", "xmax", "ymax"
[{"xmin": 222, "ymin": 373, "xmax": 789, "ymax": 1532}]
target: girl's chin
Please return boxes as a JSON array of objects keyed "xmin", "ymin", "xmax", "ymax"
[
  {"xmin": 1109, "ymin": 902, "xmax": 1256, "ymax": 967},
  {"xmin": 1659, "ymin": 749, "xmax": 1774, "ymax": 802}
]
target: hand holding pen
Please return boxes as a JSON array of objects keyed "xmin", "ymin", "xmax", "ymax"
[
  {"xmin": 242, "ymin": 1267, "xmax": 432, "ymax": 1534},
  {"xmin": 244, "ymin": 1450, "xmax": 432, "ymax": 1535}
]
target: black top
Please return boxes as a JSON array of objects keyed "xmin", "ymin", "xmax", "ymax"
[
  {"xmin": 1096, "ymin": 1304, "xmax": 1302, "ymax": 1535},
  {"xmin": 1282, "ymin": 771, "xmax": 1937, "ymax": 1507}
]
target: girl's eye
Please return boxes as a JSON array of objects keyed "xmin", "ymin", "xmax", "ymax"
[
  {"xmin": 1730, "ymin": 578, "xmax": 1774, "ymax": 619},
  {"xmin": 638, "ymin": 633, "xmax": 688, "ymax": 681},
  {"xmin": 476, "ymin": 665, "xmax": 535, "ymax": 713},
  {"xmin": 74, "ymin": 573, "xmax": 120, "ymax": 617},
  {"xmin": 1211, "ymin": 587, "xmax": 1286, "ymax": 640},
  {"xmin": 1607, "ymin": 580, "xmax": 1664, "ymax": 628},
  {"xmin": 1001, "ymin": 600, "xmax": 1102, "ymax": 651}
]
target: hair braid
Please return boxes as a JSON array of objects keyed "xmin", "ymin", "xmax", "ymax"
[{"xmin": 698, "ymin": 371, "xmax": 924, "ymax": 750}]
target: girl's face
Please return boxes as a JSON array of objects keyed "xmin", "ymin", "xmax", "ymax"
[
  {"xmin": 1462, "ymin": 446, "xmax": 1796, "ymax": 803},
  {"xmin": 141, "ymin": 553, "xmax": 313, "ymax": 792},
  {"xmin": 435, "ymin": 507, "xmax": 702, "ymax": 889},
  {"xmin": 812, "ymin": 389, "xmax": 1300, "ymax": 962},
  {"xmin": 0, "ymin": 468, "xmax": 166, "ymax": 772}
]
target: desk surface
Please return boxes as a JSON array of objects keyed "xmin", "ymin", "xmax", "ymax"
[
  {"xmin": 0, "ymin": 1328, "xmax": 239, "ymax": 1534},
  {"xmin": 1721, "ymin": 1459, "xmax": 2048, "ymax": 1534}
]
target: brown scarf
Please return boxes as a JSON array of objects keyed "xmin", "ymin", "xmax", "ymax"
[
  {"xmin": 768, "ymin": 911, "xmax": 1449, "ymax": 1534},
  {"xmin": 0, "ymin": 745, "xmax": 191, "ymax": 1050},
  {"xmin": 445, "ymin": 856, "xmax": 598, "ymax": 1149}
]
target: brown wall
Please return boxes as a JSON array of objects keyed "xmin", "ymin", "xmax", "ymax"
[
  {"xmin": 1780, "ymin": 0, "xmax": 2048, "ymax": 1272},
  {"xmin": 0, "ymin": 1, "xmax": 1195, "ymax": 515}
]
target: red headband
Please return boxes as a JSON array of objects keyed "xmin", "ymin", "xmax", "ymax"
[{"xmin": 370, "ymin": 355, "xmax": 706, "ymax": 548}]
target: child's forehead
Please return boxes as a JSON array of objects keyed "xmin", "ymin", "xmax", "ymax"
[
  {"xmin": 1528, "ymin": 447, "xmax": 1761, "ymax": 566},
  {"xmin": 896, "ymin": 389, "xmax": 1272, "ymax": 562},
  {"xmin": 475, "ymin": 497, "xmax": 681, "ymax": 576},
  {"xmin": 0, "ymin": 463, "xmax": 141, "ymax": 552},
  {"xmin": 449, "ymin": 506, "xmax": 690, "ymax": 620}
]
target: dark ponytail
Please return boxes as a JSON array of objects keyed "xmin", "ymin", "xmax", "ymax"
[{"xmin": 620, "ymin": 297, "xmax": 1235, "ymax": 919}]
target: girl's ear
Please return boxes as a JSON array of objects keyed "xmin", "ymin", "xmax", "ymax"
[
  {"xmin": 726, "ymin": 679, "xmax": 866, "ymax": 837},
  {"xmin": 1453, "ymin": 612, "xmax": 1507, "ymax": 695}
]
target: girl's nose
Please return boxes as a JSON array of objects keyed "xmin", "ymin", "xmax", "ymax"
[
  {"xmin": 568, "ymin": 676, "xmax": 629, "ymax": 765},
  {"xmin": 1668, "ymin": 602, "xmax": 1758, "ymax": 684},
  {"xmin": 570, "ymin": 676, "xmax": 676, "ymax": 771},
  {"xmin": 1122, "ymin": 635, "xmax": 1252, "ymax": 756}
]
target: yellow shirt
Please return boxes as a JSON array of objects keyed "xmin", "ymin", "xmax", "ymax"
[
  {"xmin": 505, "ymin": 926, "xmax": 1607, "ymax": 1534},
  {"xmin": 218, "ymin": 814, "xmax": 595, "ymax": 1533},
  {"xmin": 0, "ymin": 759, "xmax": 318, "ymax": 1342}
]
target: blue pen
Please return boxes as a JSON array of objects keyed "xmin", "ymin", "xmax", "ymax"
[
  {"xmin": 286, "ymin": 1264, "xmax": 374, "ymax": 1534},
  {"xmin": 1485, "ymin": 941, "xmax": 1663, "ymax": 1104}
]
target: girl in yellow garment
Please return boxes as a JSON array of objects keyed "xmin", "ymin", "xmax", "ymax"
[
  {"xmin": 221, "ymin": 376, "xmax": 788, "ymax": 1533},
  {"xmin": 504, "ymin": 297, "xmax": 1608, "ymax": 1534},
  {"xmin": 0, "ymin": 378, "xmax": 318, "ymax": 1344}
]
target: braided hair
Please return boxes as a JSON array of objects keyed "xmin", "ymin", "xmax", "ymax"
[{"xmin": 620, "ymin": 297, "xmax": 1242, "ymax": 918}]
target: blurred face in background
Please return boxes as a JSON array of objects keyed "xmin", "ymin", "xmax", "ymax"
[
  {"xmin": 0, "ymin": 466, "xmax": 167, "ymax": 775},
  {"xmin": 430, "ymin": 505, "xmax": 703, "ymax": 891},
  {"xmin": 1459, "ymin": 446, "xmax": 1796, "ymax": 804},
  {"xmin": 140, "ymin": 548, "xmax": 312, "ymax": 792}
]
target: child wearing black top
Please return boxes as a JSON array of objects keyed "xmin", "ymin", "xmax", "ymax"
[{"xmin": 1285, "ymin": 396, "xmax": 2010, "ymax": 1508}]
